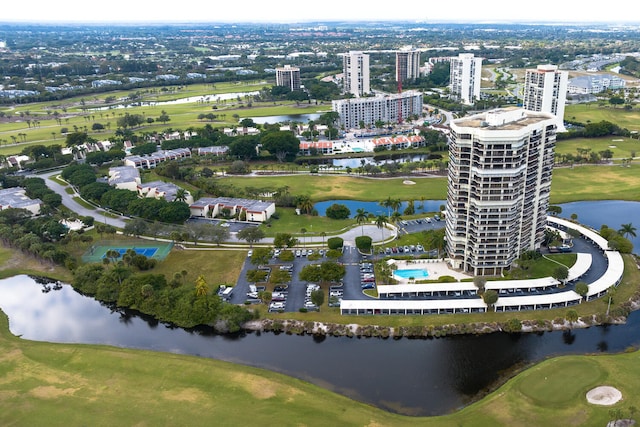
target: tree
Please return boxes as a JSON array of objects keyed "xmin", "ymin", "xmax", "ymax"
[
  {"xmin": 237, "ymin": 227, "xmax": 265, "ymax": 247},
  {"xmin": 273, "ymin": 233, "xmax": 298, "ymax": 249},
  {"xmin": 261, "ymin": 130, "xmax": 300, "ymax": 162},
  {"xmin": 310, "ymin": 289, "xmax": 325, "ymax": 310},
  {"xmin": 354, "ymin": 208, "xmax": 369, "ymax": 235},
  {"xmin": 185, "ymin": 221, "xmax": 212, "ymax": 245},
  {"xmin": 210, "ymin": 225, "xmax": 230, "ymax": 246},
  {"xmin": 195, "ymin": 275, "xmax": 209, "ymax": 297},
  {"xmin": 552, "ymin": 265, "xmax": 569, "ymax": 285},
  {"xmin": 251, "ymin": 247, "xmax": 271, "ymax": 266},
  {"xmin": 325, "ymin": 203, "xmax": 350, "ymax": 220},
  {"xmin": 157, "ymin": 110, "xmax": 171, "ymax": 124},
  {"xmin": 174, "ymin": 188, "xmax": 188, "ymax": 203},
  {"xmin": 375, "ymin": 214, "xmax": 388, "ymax": 240},
  {"xmin": 473, "ymin": 276, "xmax": 487, "ymax": 293},
  {"xmin": 483, "ymin": 289, "xmax": 498, "ymax": 310},
  {"xmin": 566, "ymin": 309, "xmax": 579, "ymax": 327},
  {"xmin": 123, "ymin": 218, "xmax": 148, "ymax": 237},
  {"xmin": 296, "ymin": 195, "xmax": 314, "ymax": 215},
  {"xmin": 575, "ymin": 281, "xmax": 589, "ymax": 298},
  {"xmin": 618, "ymin": 223, "xmax": 637, "ymax": 239}
]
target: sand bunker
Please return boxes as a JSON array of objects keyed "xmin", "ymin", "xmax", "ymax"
[
  {"xmin": 403, "ymin": 180, "xmax": 416, "ymax": 185},
  {"xmin": 586, "ymin": 386, "xmax": 623, "ymax": 405}
]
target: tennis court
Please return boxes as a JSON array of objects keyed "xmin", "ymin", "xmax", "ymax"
[{"xmin": 82, "ymin": 240, "xmax": 173, "ymax": 263}]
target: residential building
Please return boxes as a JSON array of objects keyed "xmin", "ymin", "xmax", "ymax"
[
  {"xmin": 138, "ymin": 180, "xmax": 193, "ymax": 204},
  {"xmin": 567, "ymin": 74, "xmax": 626, "ymax": 94},
  {"xmin": 299, "ymin": 141, "xmax": 334, "ymax": 156},
  {"xmin": 0, "ymin": 187, "xmax": 41, "ymax": 215},
  {"xmin": 343, "ymin": 51, "xmax": 370, "ymax": 97},
  {"xmin": 396, "ymin": 50, "xmax": 421, "ymax": 83},
  {"xmin": 189, "ymin": 197, "xmax": 276, "ymax": 222},
  {"xmin": 523, "ymin": 64, "xmax": 568, "ymax": 131},
  {"xmin": 449, "ymin": 53, "xmax": 483, "ymax": 105},
  {"xmin": 108, "ymin": 166, "xmax": 141, "ymax": 191},
  {"xmin": 275, "ymin": 65, "xmax": 301, "ymax": 91},
  {"xmin": 123, "ymin": 148, "xmax": 191, "ymax": 169},
  {"xmin": 445, "ymin": 108, "xmax": 557, "ymax": 276},
  {"xmin": 332, "ymin": 90, "xmax": 423, "ymax": 129}
]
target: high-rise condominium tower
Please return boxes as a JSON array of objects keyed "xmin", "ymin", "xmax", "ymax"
[
  {"xmin": 396, "ymin": 50, "xmax": 421, "ymax": 83},
  {"xmin": 343, "ymin": 51, "xmax": 370, "ymax": 97},
  {"xmin": 523, "ymin": 64, "xmax": 568, "ymax": 131},
  {"xmin": 445, "ymin": 108, "xmax": 557, "ymax": 276},
  {"xmin": 275, "ymin": 65, "xmax": 301, "ymax": 91},
  {"xmin": 449, "ymin": 53, "xmax": 483, "ymax": 105}
]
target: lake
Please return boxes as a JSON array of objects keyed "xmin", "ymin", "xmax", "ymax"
[
  {"xmin": 251, "ymin": 113, "xmax": 322, "ymax": 124},
  {"xmin": 3, "ymin": 273, "xmax": 640, "ymax": 416},
  {"xmin": 314, "ymin": 199, "xmax": 447, "ymax": 218}
]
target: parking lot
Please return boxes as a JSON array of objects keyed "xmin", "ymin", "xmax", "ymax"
[{"xmin": 186, "ymin": 217, "xmax": 256, "ymax": 234}]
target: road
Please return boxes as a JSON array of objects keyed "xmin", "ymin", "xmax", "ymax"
[{"xmin": 34, "ymin": 169, "xmax": 129, "ymax": 228}]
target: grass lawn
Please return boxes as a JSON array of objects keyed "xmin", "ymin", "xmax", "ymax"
[
  {"xmin": 0, "ymin": 246, "xmax": 72, "ymax": 282},
  {"xmin": 555, "ymin": 136, "xmax": 640, "ymax": 159},
  {"xmin": 565, "ymin": 103, "xmax": 640, "ymax": 132},
  {"xmin": 1, "ymin": 302, "xmax": 638, "ymax": 426},
  {"xmin": 261, "ymin": 207, "xmax": 354, "ymax": 237},
  {"xmin": 550, "ymin": 164, "xmax": 640, "ymax": 203},
  {"xmin": 220, "ymin": 174, "xmax": 448, "ymax": 202},
  {"xmin": 152, "ymin": 248, "xmax": 246, "ymax": 286}
]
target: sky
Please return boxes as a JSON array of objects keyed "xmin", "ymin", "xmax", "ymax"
[{"xmin": 2, "ymin": 0, "xmax": 638, "ymax": 24}]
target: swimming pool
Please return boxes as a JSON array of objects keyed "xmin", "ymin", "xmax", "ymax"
[{"xmin": 393, "ymin": 268, "xmax": 429, "ymax": 279}]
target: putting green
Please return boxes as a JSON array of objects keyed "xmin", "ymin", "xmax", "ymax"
[{"xmin": 515, "ymin": 357, "xmax": 605, "ymax": 406}]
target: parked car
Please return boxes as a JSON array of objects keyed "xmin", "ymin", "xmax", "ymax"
[
  {"xmin": 247, "ymin": 250, "xmax": 253, "ymax": 257},
  {"xmin": 416, "ymin": 244, "xmax": 424, "ymax": 252},
  {"xmin": 361, "ymin": 283, "xmax": 375, "ymax": 289}
]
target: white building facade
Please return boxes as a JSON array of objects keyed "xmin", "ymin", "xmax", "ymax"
[
  {"xmin": 523, "ymin": 64, "xmax": 568, "ymax": 131},
  {"xmin": 445, "ymin": 108, "xmax": 557, "ymax": 276},
  {"xmin": 275, "ymin": 65, "xmax": 301, "ymax": 91},
  {"xmin": 449, "ymin": 53, "xmax": 482, "ymax": 105},
  {"xmin": 343, "ymin": 51, "xmax": 370, "ymax": 97},
  {"xmin": 332, "ymin": 91, "xmax": 423, "ymax": 129}
]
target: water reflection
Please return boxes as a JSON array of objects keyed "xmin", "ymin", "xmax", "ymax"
[{"xmin": 2, "ymin": 274, "xmax": 640, "ymax": 416}]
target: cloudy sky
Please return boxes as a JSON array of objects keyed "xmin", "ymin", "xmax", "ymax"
[{"xmin": 2, "ymin": 0, "xmax": 637, "ymax": 24}]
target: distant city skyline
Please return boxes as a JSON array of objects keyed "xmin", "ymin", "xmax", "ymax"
[{"xmin": 3, "ymin": 0, "xmax": 639, "ymax": 24}]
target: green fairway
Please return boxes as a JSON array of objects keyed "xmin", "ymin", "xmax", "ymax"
[
  {"xmin": 555, "ymin": 136, "xmax": 640, "ymax": 160},
  {"xmin": 515, "ymin": 358, "xmax": 605, "ymax": 406},
  {"xmin": 565, "ymin": 103, "xmax": 640, "ymax": 133},
  {"xmin": 220, "ymin": 174, "xmax": 448, "ymax": 202},
  {"xmin": 1, "ymin": 305, "xmax": 638, "ymax": 427},
  {"xmin": 550, "ymin": 164, "xmax": 640, "ymax": 203}
]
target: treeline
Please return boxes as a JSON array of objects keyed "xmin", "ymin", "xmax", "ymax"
[
  {"xmin": 62, "ymin": 163, "xmax": 191, "ymax": 223},
  {"xmin": 72, "ymin": 263, "xmax": 256, "ymax": 331},
  {"xmin": 558, "ymin": 120, "xmax": 630, "ymax": 140}
]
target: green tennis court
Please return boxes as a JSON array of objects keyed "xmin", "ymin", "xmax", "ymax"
[{"xmin": 81, "ymin": 241, "xmax": 173, "ymax": 263}]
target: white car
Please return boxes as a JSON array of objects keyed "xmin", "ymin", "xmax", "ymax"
[{"xmin": 247, "ymin": 250, "xmax": 253, "ymax": 257}]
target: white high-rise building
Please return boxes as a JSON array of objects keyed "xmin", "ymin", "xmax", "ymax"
[
  {"xmin": 275, "ymin": 65, "xmax": 301, "ymax": 91},
  {"xmin": 343, "ymin": 51, "xmax": 370, "ymax": 97},
  {"xmin": 445, "ymin": 108, "xmax": 557, "ymax": 276},
  {"xmin": 449, "ymin": 53, "xmax": 482, "ymax": 105},
  {"xmin": 396, "ymin": 50, "xmax": 421, "ymax": 83},
  {"xmin": 523, "ymin": 64, "xmax": 568, "ymax": 131},
  {"xmin": 332, "ymin": 91, "xmax": 423, "ymax": 129}
]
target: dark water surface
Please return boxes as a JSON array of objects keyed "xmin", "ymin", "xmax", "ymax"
[{"xmin": 2, "ymin": 274, "xmax": 640, "ymax": 416}]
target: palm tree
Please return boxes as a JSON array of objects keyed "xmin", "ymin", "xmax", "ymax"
[
  {"xmin": 297, "ymin": 195, "xmax": 313, "ymax": 215},
  {"xmin": 379, "ymin": 197, "xmax": 393, "ymax": 217},
  {"xmin": 618, "ymin": 223, "xmax": 637, "ymax": 239},
  {"xmin": 390, "ymin": 198, "xmax": 402, "ymax": 213},
  {"xmin": 174, "ymin": 188, "xmax": 188, "ymax": 203},
  {"xmin": 375, "ymin": 214, "xmax": 388, "ymax": 240},
  {"xmin": 390, "ymin": 211, "xmax": 402, "ymax": 227},
  {"xmin": 354, "ymin": 208, "xmax": 368, "ymax": 235},
  {"xmin": 195, "ymin": 275, "xmax": 209, "ymax": 297}
]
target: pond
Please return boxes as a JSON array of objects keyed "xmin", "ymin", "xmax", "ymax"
[
  {"xmin": 89, "ymin": 91, "xmax": 260, "ymax": 111},
  {"xmin": 313, "ymin": 199, "xmax": 447, "ymax": 218},
  {"xmin": 3, "ymin": 274, "xmax": 640, "ymax": 416}
]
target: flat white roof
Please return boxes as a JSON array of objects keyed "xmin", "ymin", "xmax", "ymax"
[
  {"xmin": 377, "ymin": 282, "xmax": 477, "ymax": 295},
  {"xmin": 340, "ymin": 298, "xmax": 487, "ymax": 311},
  {"xmin": 587, "ymin": 251, "xmax": 625, "ymax": 297},
  {"xmin": 568, "ymin": 253, "xmax": 592, "ymax": 281},
  {"xmin": 547, "ymin": 216, "xmax": 609, "ymax": 249},
  {"xmin": 494, "ymin": 290, "xmax": 582, "ymax": 308},
  {"xmin": 485, "ymin": 277, "xmax": 559, "ymax": 290}
]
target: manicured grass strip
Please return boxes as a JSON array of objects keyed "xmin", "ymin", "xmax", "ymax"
[
  {"xmin": 550, "ymin": 164, "xmax": 640, "ymax": 203},
  {"xmin": 516, "ymin": 358, "xmax": 605, "ymax": 406},
  {"xmin": 71, "ymin": 196, "xmax": 95, "ymax": 209}
]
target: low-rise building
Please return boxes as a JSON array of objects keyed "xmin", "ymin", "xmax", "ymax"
[
  {"xmin": 108, "ymin": 166, "xmax": 141, "ymax": 191},
  {"xmin": 124, "ymin": 148, "xmax": 191, "ymax": 169},
  {"xmin": 189, "ymin": 197, "xmax": 275, "ymax": 222},
  {"xmin": 138, "ymin": 180, "xmax": 193, "ymax": 204},
  {"xmin": 0, "ymin": 187, "xmax": 41, "ymax": 215},
  {"xmin": 567, "ymin": 74, "xmax": 626, "ymax": 94}
]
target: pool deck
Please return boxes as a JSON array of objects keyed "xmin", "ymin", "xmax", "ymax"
[{"xmin": 388, "ymin": 259, "xmax": 473, "ymax": 283}]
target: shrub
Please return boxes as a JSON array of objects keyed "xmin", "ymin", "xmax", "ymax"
[
  {"xmin": 325, "ymin": 203, "xmax": 351, "ymax": 220},
  {"xmin": 355, "ymin": 235, "xmax": 372, "ymax": 252},
  {"xmin": 327, "ymin": 237, "xmax": 343, "ymax": 250}
]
